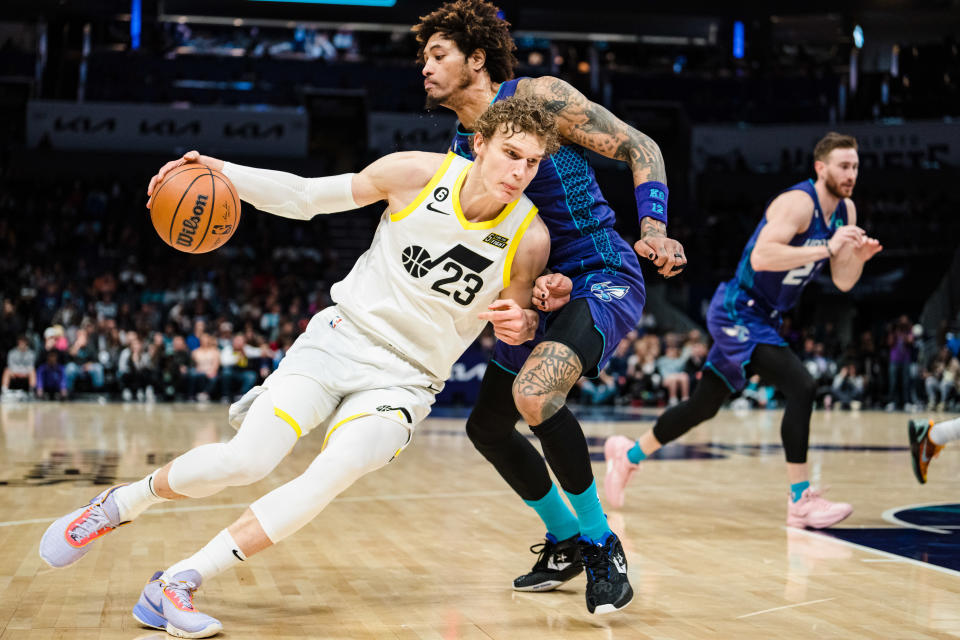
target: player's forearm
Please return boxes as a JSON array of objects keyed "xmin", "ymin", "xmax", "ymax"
[
  {"xmin": 221, "ymin": 162, "xmax": 358, "ymax": 220},
  {"xmin": 750, "ymin": 242, "xmax": 830, "ymax": 272},
  {"xmin": 520, "ymin": 309, "xmax": 539, "ymax": 342},
  {"xmin": 829, "ymin": 254, "xmax": 864, "ymax": 292}
]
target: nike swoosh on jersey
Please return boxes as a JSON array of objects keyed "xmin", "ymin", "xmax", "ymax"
[{"xmin": 425, "ymin": 202, "xmax": 450, "ymax": 215}]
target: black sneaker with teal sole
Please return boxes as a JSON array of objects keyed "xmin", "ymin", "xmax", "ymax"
[
  {"xmin": 512, "ymin": 533, "xmax": 583, "ymax": 592},
  {"xmin": 578, "ymin": 532, "xmax": 633, "ymax": 614}
]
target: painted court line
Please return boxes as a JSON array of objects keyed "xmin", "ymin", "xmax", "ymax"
[
  {"xmin": 737, "ymin": 597, "xmax": 835, "ymax": 619},
  {"xmin": 881, "ymin": 502, "xmax": 955, "ymax": 534},
  {"xmin": 0, "ymin": 489, "xmax": 515, "ymax": 528},
  {"xmin": 786, "ymin": 526, "xmax": 960, "ymax": 579},
  {"xmin": 861, "ymin": 558, "xmax": 907, "ymax": 563}
]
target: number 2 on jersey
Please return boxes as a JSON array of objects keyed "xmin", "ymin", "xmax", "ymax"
[{"xmin": 783, "ymin": 262, "xmax": 814, "ymax": 285}]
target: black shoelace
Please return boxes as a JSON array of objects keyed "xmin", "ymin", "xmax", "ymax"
[
  {"xmin": 580, "ymin": 541, "xmax": 611, "ymax": 581},
  {"xmin": 528, "ymin": 539, "xmax": 556, "ymax": 570}
]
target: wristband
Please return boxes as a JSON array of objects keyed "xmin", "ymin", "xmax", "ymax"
[
  {"xmin": 826, "ymin": 241, "xmax": 834, "ymax": 258},
  {"xmin": 636, "ymin": 181, "xmax": 669, "ymax": 227}
]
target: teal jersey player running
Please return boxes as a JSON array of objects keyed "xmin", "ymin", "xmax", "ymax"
[{"xmin": 604, "ymin": 132, "xmax": 882, "ymax": 530}]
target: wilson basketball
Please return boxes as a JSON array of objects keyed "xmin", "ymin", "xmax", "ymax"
[{"xmin": 149, "ymin": 163, "xmax": 241, "ymax": 254}]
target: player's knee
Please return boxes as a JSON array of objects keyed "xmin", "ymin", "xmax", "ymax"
[
  {"xmin": 466, "ymin": 406, "xmax": 517, "ymax": 449},
  {"xmin": 218, "ymin": 437, "xmax": 280, "ymax": 486},
  {"xmin": 697, "ymin": 402, "xmax": 721, "ymax": 423},
  {"xmin": 512, "ymin": 384, "xmax": 564, "ymax": 425},
  {"xmin": 791, "ymin": 372, "xmax": 817, "ymax": 402}
]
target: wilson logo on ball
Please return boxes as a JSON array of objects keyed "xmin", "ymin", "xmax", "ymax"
[{"xmin": 176, "ymin": 193, "xmax": 209, "ymax": 248}]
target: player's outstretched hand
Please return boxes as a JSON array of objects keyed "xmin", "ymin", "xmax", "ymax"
[
  {"xmin": 146, "ymin": 150, "xmax": 224, "ymax": 208},
  {"xmin": 635, "ymin": 236, "xmax": 687, "ymax": 278},
  {"xmin": 478, "ymin": 299, "xmax": 535, "ymax": 345},
  {"xmin": 532, "ymin": 273, "xmax": 572, "ymax": 312},
  {"xmin": 826, "ymin": 225, "xmax": 867, "ymax": 254},
  {"xmin": 853, "ymin": 236, "xmax": 883, "ymax": 262}
]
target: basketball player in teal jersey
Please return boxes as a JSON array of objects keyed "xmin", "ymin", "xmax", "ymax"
[
  {"xmin": 414, "ymin": 0, "xmax": 685, "ymax": 613},
  {"xmin": 605, "ymin": 133, "xmax": 883, "ymax": 529}
]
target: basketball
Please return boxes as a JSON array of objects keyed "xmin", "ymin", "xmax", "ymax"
[
  {"xmin": 149, "ymin": 163, "xmax": 241, "ymax": 254},
  {"xmin": 401, "ymin": 245, "xmax": 432, "ymax": 278}
]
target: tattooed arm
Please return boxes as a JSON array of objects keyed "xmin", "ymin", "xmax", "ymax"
[{"xmin": 516, "ymin": 76, "xmax": 687, "ymax": 278}]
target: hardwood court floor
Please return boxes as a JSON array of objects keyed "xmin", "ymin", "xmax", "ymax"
[{"xmin": 1, "ymin": 401, "xmax": 959, "ymax": 639}]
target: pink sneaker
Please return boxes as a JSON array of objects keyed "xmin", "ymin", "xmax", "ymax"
[
  {"xmin": 603, "ymin": 435, "xmax": 639, "ymax": 509},
  {"xmin": 786, "ymin": 488, "xmax": 853, "ymax": 529}
]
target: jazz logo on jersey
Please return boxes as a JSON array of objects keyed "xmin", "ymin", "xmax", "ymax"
[
  {"xmin": 590, "ymin": 281, "xmax": 629, "ymax": 302},
  {"xmin": 401, "ymin": 243, "xmax": 493, "ymax": 306},
  {"xmin": 721, "ymin": 325, "xmax": 751, "ymax": 343}
]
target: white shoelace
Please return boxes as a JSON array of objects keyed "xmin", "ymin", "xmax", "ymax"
[
  {"xmin": 166, "ymin": 581, "xmax": 199, "ymax": 610},
  {"xmin": 69, "ymin": 505, "xmax": 112, "ymax": 542}
]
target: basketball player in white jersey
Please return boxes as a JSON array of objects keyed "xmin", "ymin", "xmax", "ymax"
[{"xmin": 38, "ymin": 97, "xmax": 559, "ymax": 639}]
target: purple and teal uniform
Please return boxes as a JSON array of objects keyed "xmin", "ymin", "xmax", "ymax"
[
  {"xmin": 451, "ymin": 78, "xmax": 646, "ymax": 377},
  {"xmin": 705, "ymin": 179, "xmax": 849, "ymax": 391}
]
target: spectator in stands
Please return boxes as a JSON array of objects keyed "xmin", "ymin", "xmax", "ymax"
[
  {"xmin": 627, "ymin": 334, "xmax": 661, "ymax": 405},
  {"xmin": 160, "ymin": 335, "xmax": 192, "ymax": 401},
  {"xmin": 656, "ymin": 337, "xmax": 690, "ymax": 406},
  {"xmin": 925, "ymin": 346, "xmax": 959, "ymax": 411},
  {"xmin": 220, "ymin": 333, "xmax": 258, "ymax": 402},
  {"xmin": 186, "ymin": 320, "xmax": 206, "ymax": 351},
  {"xmin": 828, "ymin": 362, "xmax": 865, "ymax": 410},
  {"xmin": 189, "ymin": 333, "xmax": 220, "ymax": 402},
  {"xmin": 36, "ymin": 350, "xmax": 67, "ymax": 400},
  {"xmin": 886, "ymin": 316, "xmax": 916, "ymax": 411},
  {"xmin": 65, "ymin": 326, "xmax": 105, "ymax": 393},
  {"xmin": 118, "ymin": 335, "xmax": 154, "ymax": 402},
  {"xmin": 2, "ymin": 335, "xmax": 36, "ymax": 395}
]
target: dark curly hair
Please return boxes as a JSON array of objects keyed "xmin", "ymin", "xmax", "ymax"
[
  {"xmin": 412, "ymin": 0, "xmax": 517, "ymax": 84},
  {"xmin": 472, "ymin": 96, "xmax": 561, "ymax": 156}
]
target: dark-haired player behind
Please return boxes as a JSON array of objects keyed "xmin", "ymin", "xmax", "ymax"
[{"xmin": 413, "ymin": 0, "xmax": 686, "ymax": 614}]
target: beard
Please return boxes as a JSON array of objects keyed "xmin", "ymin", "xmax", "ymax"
[
  {"xmin": 824, "ymin": 173, "xmax": 853, "ymax": 199},
  {"xmin": 424, "ymin": 64, "xmax": 473, "ymax": 110}
]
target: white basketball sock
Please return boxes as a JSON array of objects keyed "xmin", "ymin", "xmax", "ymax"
[
  {"xmin": 164, "ymin": 528, "xmax": 246, "ymax": 584},
  {"xmin": 930, "ymin": 417, "xmax": 960, "ymax": 445},
  {"xmin": 112, "ymin": 472, "xmax": 169, "ymax": 521}
]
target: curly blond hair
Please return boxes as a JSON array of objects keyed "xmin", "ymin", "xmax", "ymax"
[{"xmin": 472, "ymin": 96, "xmax": 561, "ymax": 156}]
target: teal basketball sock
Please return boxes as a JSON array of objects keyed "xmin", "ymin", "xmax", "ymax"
[
  {"xmin": 565, "ymin": 480, "xmax": 609, "ymax": 542},
  {"xmin": 627, "ymin": 442, "xmax": 647, "ymax": 464},
  {"xmin": 790, "ymin": 480, "xmax": 810, "ymax": 502},
  {"xmin": 523, "ymin": 484, "xmax": 580, "ymax": 541}
]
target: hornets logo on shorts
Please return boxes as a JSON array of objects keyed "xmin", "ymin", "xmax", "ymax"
[{"xmin": 590, "ymin": 281, "xmax": 629, "ymax": 302}]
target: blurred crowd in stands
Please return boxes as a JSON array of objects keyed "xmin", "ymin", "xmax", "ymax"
[
  {"xmin": 2, "ymin": 17, "xmax": 958, "ymax": 122},
  {"xmin": 2, "ymin": 174, "xmax": 958, "ymax": 412}
]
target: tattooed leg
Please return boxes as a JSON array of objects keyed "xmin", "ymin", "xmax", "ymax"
[{"xmin": 512, "ymin": 341, "xmax": 583, "ymax": 426}]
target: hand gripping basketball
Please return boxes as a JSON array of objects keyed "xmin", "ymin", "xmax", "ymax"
[{"xmin": 147, "ymin": 151, "xmax": 239, "ymax": 254}]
